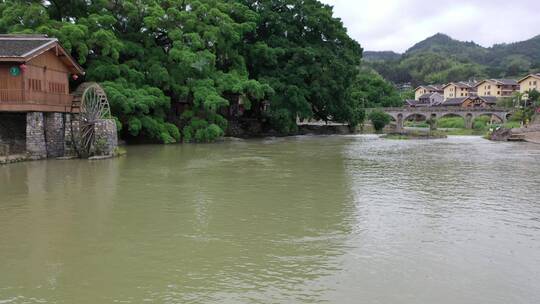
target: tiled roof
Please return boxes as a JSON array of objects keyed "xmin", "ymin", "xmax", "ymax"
[
  {"xmin": 415, "ymin": 84, "xmax": 444, "ymax": 92},
  {"xmin": 441, "ymin": 97, "xmax": 468, "ymax": 106},
  {"xmin": 0, "ymin": 35, "xmax": 56, "ymax": 58},
  {"xmin": 494, "ymin": 79, "xmax": 518, "ymax": 86},
  {"xmin": 456, "ymin": 81, "xmax": 477, "ymax": 88},
  {"xmin": 405, "ymin": 99, "xmax": 417, "ymax": 106},
  {"xmin": 479, "ymin": 96, "xmax": 498, "ymax": 104},
  {"xmin": 442, "ymin": 82, "xmax": 476, "ymax": 90},
  {"xmin": 477, "ymin": 79, "xmax": 518, "ymax": 86},
  {"xmin": 427, "ymin": 84, "xmax": 444, "ymax": 91},
  {"xmin": 0, "ymin": 34, "xmax": 84, "ymax": 74},
  {"xmin": 518, "ymin": 73, "xmax": 540, "ymax": 83}
]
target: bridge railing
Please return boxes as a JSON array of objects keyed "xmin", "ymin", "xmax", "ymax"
[{"xmin": 367, "ymin": 107, "xmax": 514, "ymax": 112}]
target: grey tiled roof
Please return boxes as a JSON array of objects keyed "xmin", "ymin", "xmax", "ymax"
[
  {"xmin": 456, "ymin": 81, "xmax": 477, "ymax": 88},
  {"xmin": 428, "ymin": 84, "xmax": 444, "ymax": 91},
  {"xmin": 479, "ymin": 96, "xmax": 498, "ymax": 104},
  {"xmin": 0, "ymin": 35, "xmax": 56, "ymax": 57},
  {"xmin": 494, "ymin": 79, "xmax": 518, "ymax": 86},
  {"xmin": 441, "ymin": 97, "xmax": 468, "ymax": 106},
  {"xmin": 478, "ymin": 79, "xmax": 518, "ymax": 86}
]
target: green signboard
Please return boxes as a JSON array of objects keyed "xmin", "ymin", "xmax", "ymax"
[{"xmin": 9, "ymin": 66, "xmax": 20, "ymax": 76}]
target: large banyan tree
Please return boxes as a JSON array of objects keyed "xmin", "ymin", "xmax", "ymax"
[{"xmin": 0, "ymin": 0, "xmax": 364, "ymax": 141}]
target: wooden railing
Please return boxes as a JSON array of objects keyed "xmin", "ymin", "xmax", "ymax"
[
  {"xmin": 0, "ymin": 89, "xmax": 72, "ymax": 106},
  {"xmin": 0, "ymin": 89, "xmax": 23, "ymax": 103}
]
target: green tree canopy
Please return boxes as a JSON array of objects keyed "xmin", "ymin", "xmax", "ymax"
[
  {"xmin": 368, "ymin": 110, "xmax": 391, "ymax": 131},
  {"xmin": 0, "ymin": 0, "xmax": 366, "ymax": 141},
  {"xmin": 241, "ymin": 0, "xmax": 363, "ymax": 133},
  {"xmin": 348, "ymin": 68, "xmax": 402, "ymax": 109}
]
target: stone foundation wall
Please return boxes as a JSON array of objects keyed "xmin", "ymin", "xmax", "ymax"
[
  {"xmin": 2, "ymin": 111, "xmax": 118, "ymax": 162},
  {"xmin": 26, "ymin": 112, "xmax": 47, "ymax": 159},
  {"xmin": 94, "ymin": 119, "xmax": 118, "ymax": 155},
  {"xmin": 63, "ymin": 114, "xmax": 80, "ymax": 157},
  {"xmin": 44, "ymin": 112, "xmax": 65, "ymax": 157}
]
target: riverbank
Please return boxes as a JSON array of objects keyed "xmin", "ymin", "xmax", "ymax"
[
  {"xmin": 489, "ymin": 124, "xmax": 540, "ymax": 143},
  {"xmin": 0, "ymin": 154, "xmax": 28, "ymax": 165}
]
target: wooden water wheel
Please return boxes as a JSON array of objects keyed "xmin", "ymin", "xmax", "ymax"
[{"xmin": 71, "ymin": 82, "xmax": 111, "ymax": 157}]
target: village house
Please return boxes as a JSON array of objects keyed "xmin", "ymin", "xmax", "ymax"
[
  {"xmin": 518, "ymin": 73, "xmax": 540, "ymax": 95},
  {"xmin": 475, "ymin": 79, "xmax": 519, "ymax": 97},
  {"xmin": 440, "ymin": 96, "xmax": 497, "ymax": 108},
  {"xmin": 419, "ymin": 92, "xmax": 444, "ymax": 106},
  {"xmin": 405, "ymin": 92, "xmax": 444, "ymax": 107},
  {"xmin": 414, "ymin": 84, "xmax": 444, "ymax": 100},
  {"xmin": 442, "ymin": 81, "xmax": 477, "ymax": 99}
]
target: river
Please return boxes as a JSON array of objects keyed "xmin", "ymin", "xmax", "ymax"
[{"xmin": 1, "ymin": 135, "xmax": 539, "ymax": 303}]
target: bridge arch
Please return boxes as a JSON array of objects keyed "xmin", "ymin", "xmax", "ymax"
[
  {"xmin": 477, "ymin": 113, "xmax": 505, "ymax": 123},
  {"xmin": 403, "ymin": 113, "xmax": 428, "ymax": 122},
  {"xmin": 439, "ymin": 112, "xmax": 466, "ymax": 120}
]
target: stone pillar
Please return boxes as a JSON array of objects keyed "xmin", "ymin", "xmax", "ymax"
[
  {"xmin": 63, "ymin": 114, "xmax": 80, "ymax": 157},
  {"xmin": 93, "ymin": 119, "xmax": 118, "ymax": 156},
  {"xmin": 429, "ymin": 114, "xmax": 438, "ymax": 131},
  {"xmin": 26, "ymin": 112, "xmax": 47, "ymax": 159},
  {"xmin": 396, "ymin": 114, "xmax": 404, "ymax": 133},
  {"xmin": 44, "ymin": 112, "xmax": 65, "ymax": 157},
  {"xmin": 465, "ymin": 114, "xmax": 474, "ymax": 129}
]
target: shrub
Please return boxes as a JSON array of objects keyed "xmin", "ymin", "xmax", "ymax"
[
  {"xmin": 182, "ymin": 126, "xmax": 193, "ymax": 143},
  {"xmin": 182, "ymin": 120, "xmax": 225, "ymax": 143},
  {"xmin": 473, "ymin": 116, "xmax": 491, "ymax": 130},
  {"xmin": 207, "ymin": 124, "xmax": 224, "ymax": 139},
  {"xmin": 503, "ymin": 121, "xmax": 521, "ymax": 129},
  {"xmin": 368, "ymin": 110, "xmax": 391, "ymax": 131}
]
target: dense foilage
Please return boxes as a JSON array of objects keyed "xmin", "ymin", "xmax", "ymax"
[{"xmin": 0, "ymin": 0, "xmax": 365, "ymax": 141}]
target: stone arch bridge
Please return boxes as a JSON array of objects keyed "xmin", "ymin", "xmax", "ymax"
[{"xmin": 373, "ymin": 107, "xmax": 514, "ymax": 131}]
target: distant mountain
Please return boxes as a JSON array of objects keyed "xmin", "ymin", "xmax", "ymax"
[
  {"xmin": 405, "ymin": 33, "xmax": 487, "ymax": 62},
  {"xmin": 364, "ymin": 33, "xmax": 540, "ymax": 86}
]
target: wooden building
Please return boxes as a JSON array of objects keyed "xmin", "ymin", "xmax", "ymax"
[
  {"xmin": 0, "ymin": 35, "xmax": 118, "ymax": 162},
  {"xmin": 0, "ymin": 34, "xmax": 84, "ymax": 113}
]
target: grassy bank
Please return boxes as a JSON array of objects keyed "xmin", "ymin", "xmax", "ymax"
[
  {"xmin": 382, "ymin": 130, "xmax": 447, "ymax": 140},
  {"xmin": 440, "ymin": 128, "xmax": 484, "ymax": 135}
]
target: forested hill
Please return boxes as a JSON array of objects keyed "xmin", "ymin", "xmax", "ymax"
[{"xmin": 365, "ymin": 33, "xmax": 540, "ymax": 86}]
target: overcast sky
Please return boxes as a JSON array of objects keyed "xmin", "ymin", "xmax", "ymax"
[{"xmin": 320, "ymin": 0, "xmax": 540, "ymax": 53}]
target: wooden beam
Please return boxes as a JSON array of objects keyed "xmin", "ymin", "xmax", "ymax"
[{"xmin": 0, "ymin": 103, "xmax": 75, "ymax": 113}]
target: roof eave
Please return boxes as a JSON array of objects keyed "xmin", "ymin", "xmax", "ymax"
[
  {"xmin": 474, "ymin": 80, "xmax": 488, "ymax": 88},
  {"xmin": 0, "ymin": 56, "xmax": 27, "ymax": 62},
  {"xmin": 518, "ymin": 74, "xmax": 540, "ymax": 83}
]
